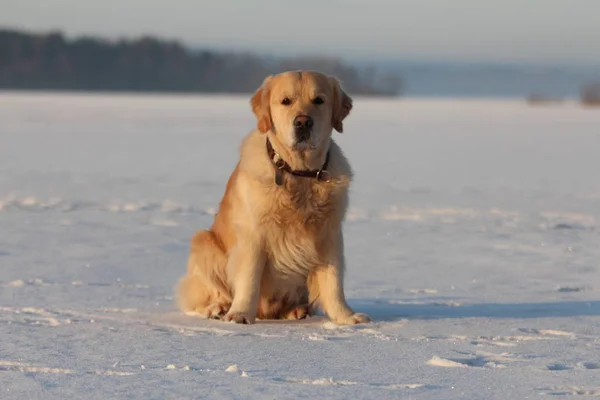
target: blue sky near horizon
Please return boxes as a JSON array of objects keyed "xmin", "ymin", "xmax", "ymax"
[{"xmin": 1, "ymin": 0, "xmax": 599, "ymax": 65}]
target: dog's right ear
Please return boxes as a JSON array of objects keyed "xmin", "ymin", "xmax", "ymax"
[{"xmin": 250, "ymin": 75, "xmax": 273, "ymax": 133}]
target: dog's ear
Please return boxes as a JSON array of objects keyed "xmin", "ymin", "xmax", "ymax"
[
  {"xmin": 250, "ymin": 75, "xmax": 273, "ymax": 133},
  {"xmin": 330, "ymin": 77, "xmax": 353, "ymax": 133}
]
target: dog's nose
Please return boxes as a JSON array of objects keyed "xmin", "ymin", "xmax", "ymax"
[{"xmin": 293, "ymin": 115, "xmax": 313, "ymax": 130}]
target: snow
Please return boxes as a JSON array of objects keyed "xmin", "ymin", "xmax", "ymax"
[{"xmin": 1, "ymin": 91, "xmax": 600, "ymax": 399}]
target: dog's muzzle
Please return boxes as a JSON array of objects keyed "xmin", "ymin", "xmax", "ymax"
[{"xmin": 293, "ymin": 115, "xmax": 313, "ymax": 142}]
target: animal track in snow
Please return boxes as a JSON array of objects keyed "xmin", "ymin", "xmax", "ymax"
[
  {"xmin": 471, "ymin": 334, "xmax": 556, "ymax": 347},
  {"xmin": 581, "ymin": 362, "xmax": 600, "ymax": 370},
  {"xmin": 0, "ymin": 196, "xmax": 206, "ymax": 215},
  {"xmin": 0, "ymin": 360, "xmax": 135, "ymax": 376},
  {"xmin": 272, "ymin": 376, "xmax": 435, "ymax": 391},
  {"xmin": 4, "ymin": 278, "xmax": 150, "ymax": 290},
  {"xmin": 426, "ymin": 356, "xmax": 470, "ymax": 368},
  {"xmin": 319, "ymin": 321, "xmax": 398, "ymax": 341},
  {"xmin": 427, "ymin": 351, "xmax": 524, "ymax": 369},
  {"xmin": 538, "ymin": 386, "xmax": 600, "ymax": 396},
  {"xmin": 0, "ymin": 306, "xmax": 67, "ymax": 327},
  {"xmin": 219, "ymin": 362, "xmax": 436, "ymax": 392},
  {"xmin": 7, "ymin": 278, "xmax": 48, "ymax": 287},
  {"xmin": 547, "ymin": 363, "xmax": 572, "ymax": 371},
  {"xmin": 546, "ymin": 362, "xmax": 600, "ymax": 371},
  {"xmin": 277, "ymin": 377, "xmax": 359, "ymax": 386},
  {"xmin": 518, "ymin": 328, "xmax": 576, "ymax": 338},
  {"xmin": 413, "ymin": 334, "xmax": 469, "ymax": 344},
  {"xmin": 415, "ymin": 333, "xmax": 552, "ymax": 347}
]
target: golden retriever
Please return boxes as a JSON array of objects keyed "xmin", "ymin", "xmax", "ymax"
[{"xmin": 175, "ymin": 70, "xmax": 371, "ymax": 325}]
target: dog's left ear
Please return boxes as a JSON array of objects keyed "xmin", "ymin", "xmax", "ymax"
[
  {"xmin": 250, "ymin": 75, "xmax": 273, "ymax": 133},
  {"xmin": 330, "ymin": 77, "xmax": 353, "ymax": 133}
]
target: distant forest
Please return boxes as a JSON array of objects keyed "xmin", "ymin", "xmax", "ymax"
[{"xmin": 0, "ymin": 28, "xmax": 401, "ymax": 96}]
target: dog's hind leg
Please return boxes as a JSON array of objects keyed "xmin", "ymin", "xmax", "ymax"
[{"xmin": 175, "ymin": 230, "xmax": 232, "ymax": 318}]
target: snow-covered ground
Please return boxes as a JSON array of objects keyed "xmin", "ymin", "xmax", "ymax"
[{"xmin": 1, "ymin": 91, "xmax": 599, "ymax": 399}]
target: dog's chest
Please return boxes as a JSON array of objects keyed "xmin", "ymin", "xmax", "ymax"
[
  {"xmin": 262, "ymin": 181, "xmax": 344, "ymax": 275},
  {"xmin": 266, "ymin": 179, "xmax": 342, "ymax": 228}
]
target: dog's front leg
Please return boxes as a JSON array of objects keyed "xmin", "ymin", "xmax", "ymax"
[
  {"xmin": 222, "ymin": 237, "xmax": 265, "ymax": 324},
  {"xmin": 309, "ymin": 232, "xmax": 371, "ymax": 325}
]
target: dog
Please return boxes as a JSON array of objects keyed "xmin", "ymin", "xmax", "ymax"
[{"xmin": 175, "ymin": 70, "xmax": 371, "ymax": 325}]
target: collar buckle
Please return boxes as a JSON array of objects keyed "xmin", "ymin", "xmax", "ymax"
[
  {"xmin": 273, "ymin": 153, "xmax": 286, "ymax": 169},
  {"xmin": 316, "ymin": 170, "xmax": 332, "ymax": 182}
]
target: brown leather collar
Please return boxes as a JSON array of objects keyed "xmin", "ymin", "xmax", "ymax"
[{"xmin": 266, "ymin": 138, "xmax": 332, "ymax": 185}]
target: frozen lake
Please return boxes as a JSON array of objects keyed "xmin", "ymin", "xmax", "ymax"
[{"xmin": 1, "ymin": 91, "xmax": 599, "ymax": 399}]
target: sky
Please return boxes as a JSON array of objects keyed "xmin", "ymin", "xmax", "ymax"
[{"xmin": 1, "ymin": 0, "xmax": 599, "ymax": 65}]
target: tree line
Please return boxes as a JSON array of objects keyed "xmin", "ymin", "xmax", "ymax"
[{"xmin": 0, "ymin": 28, "xmax": 401, "ymax": 96}]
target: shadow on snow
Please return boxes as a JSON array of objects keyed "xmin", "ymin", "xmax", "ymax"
[{"xmin": 348, "ymin": 299, "xmax": 600, "ymax": 322}]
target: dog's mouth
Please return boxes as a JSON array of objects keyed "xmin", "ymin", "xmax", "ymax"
[
  {"xmin": 293, "ymin": 125, "xmax": 318, "ymax": 150},
  {"xmin": 293, "ymin": 136, "xmax": 318, "ymax": 151},
  {"xmin": 295, "ymin": 127, "xmax": 311, "ymax": 143}
]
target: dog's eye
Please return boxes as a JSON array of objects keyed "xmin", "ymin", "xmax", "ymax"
[
  {"xmin": 281, "ymin": 97, "xmax": 291, "ymax": 105},
  {"xmin": 312, "ymin": 97, "xmax": 324, "ymax": 105}
]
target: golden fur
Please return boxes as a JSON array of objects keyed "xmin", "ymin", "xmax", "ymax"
[{"xmin": 175, "ymin": 70, "xmax": 371, "ymax": 325}]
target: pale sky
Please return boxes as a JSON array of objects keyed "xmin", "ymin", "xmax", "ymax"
[{"xmin": 1, "ymin": 0, "xmax": 599, "ymax": 65}]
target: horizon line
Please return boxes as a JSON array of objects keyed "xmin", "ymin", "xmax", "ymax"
[{"xmin": 2, "ymin": 25, "xmax": 599, "ymax": 70}]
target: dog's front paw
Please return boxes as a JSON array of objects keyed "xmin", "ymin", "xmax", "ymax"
[
  {"xmin": 222, "ymin": 311, "xmax": 254, "ymax": 324},
  {"xmin": 333, "ymin": 313, "xmax": 371, "ymax": 325}
]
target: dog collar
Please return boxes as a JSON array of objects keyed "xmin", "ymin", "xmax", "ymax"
[{"xmin": 266, "ymin": 138, "xmax": 332, "ymax": 186}]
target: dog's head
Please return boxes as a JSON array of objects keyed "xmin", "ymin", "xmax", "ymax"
[{"xmin": 250, "ymin": 71, "xmax": 352, "ymax": 152}]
